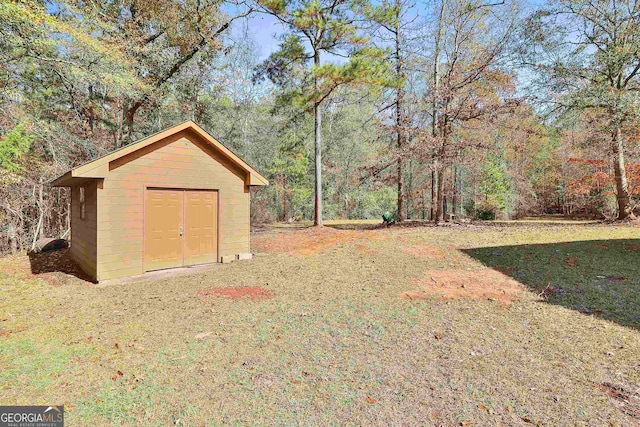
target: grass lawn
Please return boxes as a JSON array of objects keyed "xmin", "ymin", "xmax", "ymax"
[{"xmin": 1, "ymin": 222, "xmax": 639, "ymax": 425}]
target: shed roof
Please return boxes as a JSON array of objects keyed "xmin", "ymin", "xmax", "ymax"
[{"xmin": 51, "ymin": 120, "xmax": 269, "ymax": 187}]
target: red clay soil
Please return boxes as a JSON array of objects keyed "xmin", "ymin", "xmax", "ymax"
[
  {"xmin": 402, "ymin": 244, "xmax": 447, "ymax": 260},
  {"xmin": 402, "ymin": 269, "xmax": 522, "ymax": 305},
  {"xmin": 586, "ymin": 242, "xmax": 610, "ymax": 252},
  {"xmin": 354, "ymin": 243, "xmax": 379, "ymax": 254},
  {"xmin": 197, "ymin": 286, "xmax": 274, "ymax": 302},
  {"xmin": 252, "ymin": 227, "xmax": 383, "ymax": 257},
  {"xmin": 564, "ymin": 256, "xmax": 578, "ymax": 267}
]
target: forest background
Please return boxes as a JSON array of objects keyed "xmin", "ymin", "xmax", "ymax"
[{"xmin": 1, "ymin": 0, "xmax": 639, "ymax": 252}]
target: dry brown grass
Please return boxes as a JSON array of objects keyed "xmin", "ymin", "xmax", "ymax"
[
  {"xmin": 1, "ymin": 222, "xmax": 640, "ymax": 426},
  {"xmin": 252, "ymin": 226, "xmax": 387, "ymax": 256},
  {"xmin": 197, "ymin": 286, "xmax": 274, "ymax": 302},
  {"xmin": 599, "ymin": 382, "xmax": 640, "ymax": 419}
]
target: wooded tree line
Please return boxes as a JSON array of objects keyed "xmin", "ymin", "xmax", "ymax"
[{"xmin": 1, "ymin": 0, "xmax": 638, "ymax": 252}]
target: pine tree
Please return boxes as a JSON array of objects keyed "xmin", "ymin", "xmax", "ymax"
[{"xmin": 257, "ymin": 0, "xmax": 393, "ymax": 225}]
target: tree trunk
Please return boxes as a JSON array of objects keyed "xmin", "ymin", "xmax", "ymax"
[
  {"xmin": 435, "ymin": 126, "xmax": 448, "ymax": 223},
  {"xmin": 612, "ymin": 126, "xmax": 633, "ymax": 219},
  {"xmin": 431, "ymin": 0, "xmax": 444, "ymax": 128},
  {"xmin": 123, "ymin": 100, "xmax": 143, "ymax": 146},
  {"xmin": 88, "ymin": 85, "xmax": 95, "ymax": 133},
  {"xmin": 430, "ymin": 167, "xmax": 437, "ymax": 221},
  {"xmin": 313, "ymin": 50, "xmax": 323, "ymax": 226},
  {"xmin": 396, "ymin": 106, "xmax": 405, "ymax": 221},
  {"xmin": 283, "ymin": 189, "xmax": 288, "ymax": 221},
  {"xmin": 452, "ymin": 165, "xmax": 457, "ymax": 215},
  {"xmin": 8, "ymin": 224, "xmax": 18, "ymax": 253},
  {"xmin": 395, "ymin": 0, "xmax": 406, "ymax": 221},
  {"xmin": 435, "ymin": 167, "xmax": 445, "ymax": 223},
  {"xmin": 279, "ymin": 181, "xmax": 287, "ymax": 222},
  {"xmin": 430, "ymin": 0, "xmax": 446, "ymax": 223},
  {"xmin": 31, "ymin": 180, "xmax": 45, "ymax": 251}
]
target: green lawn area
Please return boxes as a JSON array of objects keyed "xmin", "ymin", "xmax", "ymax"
[{"xmin": 1, "ymin": 223, "xmax": 639, "ymax": 425}]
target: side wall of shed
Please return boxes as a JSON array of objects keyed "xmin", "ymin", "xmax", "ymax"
[
  {"xmin": 70, "ymin": 181, "xmax": 98, "ymax": 280},
  {"xmin": 96, "ymin": 130, "xmax": 250, "ymax": 281}
]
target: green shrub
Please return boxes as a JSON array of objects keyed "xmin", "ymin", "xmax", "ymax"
[{"xmin": 475, "ymin": 208, "xmax": 496, "ymax": 220}]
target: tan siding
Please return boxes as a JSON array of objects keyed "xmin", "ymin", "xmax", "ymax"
[
  {"xmin": 99, "ymin": 252, "xmax": 143, "ymax": 264},
  {"xmin": 99, "ymin": 267, "xmax": 145, "ymax": 281},
  {"xmin": 96, "ymin": 133, "xmax": 251, "ymax": 281},
  {"xmin": 70, "ymin": 181, "xmax": 98, "ymax": 280},
  {"xmin": 100, "ymin": 243, "xmax": 140, "ymax": 256}
]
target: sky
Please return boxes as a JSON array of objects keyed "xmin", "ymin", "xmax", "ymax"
[
  {"xmin": 229, "ymin": 0, "xmax": 547, "ymax": 63},
  {"xmin": 228, "ymin": 11, "xmax": 355, "ymax": 65},
  {"xmin": 231, "ymin": 13, "xmax": 286, "ymax": 61}
]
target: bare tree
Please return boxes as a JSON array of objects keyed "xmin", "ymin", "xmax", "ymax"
[
  {"xmin": 425, "ymin": 0, "xmax": 521, "ymax": 222},
  {"xmin": 524, "ymin": 0, "xmax": 640, "ymax": 219}
]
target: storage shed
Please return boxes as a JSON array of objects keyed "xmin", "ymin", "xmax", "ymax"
[{"xmin": 51, "ymin": 121, "xmax": 268, "ymax": 281}]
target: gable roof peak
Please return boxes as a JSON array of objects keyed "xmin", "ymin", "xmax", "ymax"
[{"xmin": 51, "ymin": 121, "xmax": 268, "ymax": 187}]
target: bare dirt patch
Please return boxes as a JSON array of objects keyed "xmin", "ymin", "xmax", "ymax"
[
  {"xmin": 402, "ymin": 269, "xmax": 522, "ymax": 305},
  {"xmin": 354, "ymin": 243, "xmax": 378, "ymax": 254},
  {"xmin": 402, "ymin": 245, "xmax": 447, "ymax": 260},
  {"xmin": 252, "ymin": 226, "xmax": 383, "ymax": 256},
  {"xmin": 587, "ymin": 242, "xmax": 610, "ymax": 252},
  {"xmin": 625, "ymin": 243, "xmax": 640, "ymax": 251},
  {"xmin": 197, "ymin": 286, "xmax": 274, "ymax": 302}
]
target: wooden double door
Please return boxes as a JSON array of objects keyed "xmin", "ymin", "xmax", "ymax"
[{"xmin": 144, "ymin": 188, "xmax": 218, "ymax": 271}]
